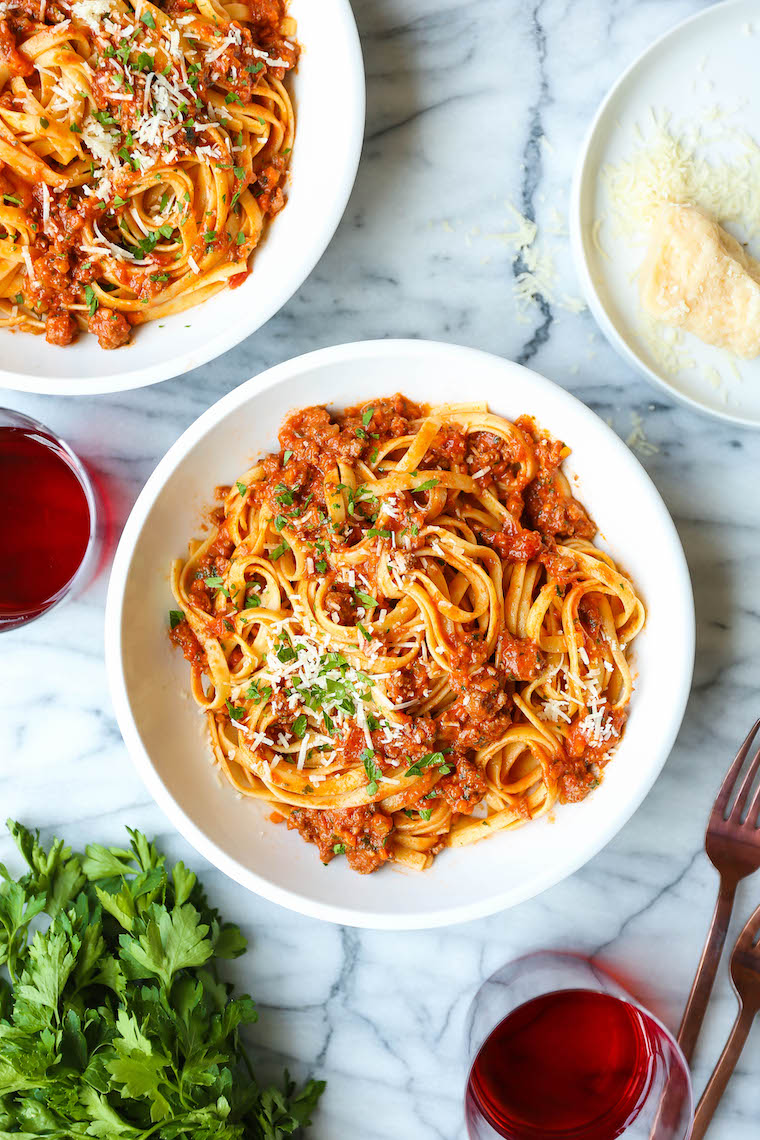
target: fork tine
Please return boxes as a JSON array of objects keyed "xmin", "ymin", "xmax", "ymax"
[
  {"xmin": 728, "ymin": 744, "xmax": 760, "ymax": 822},
  {"xmin": 714, "ymin": 719, "xmax": 760, "ymax": 817},
  {"xmin": 746, "ymin": 774, "xmax": 760, "ymax": 830}
]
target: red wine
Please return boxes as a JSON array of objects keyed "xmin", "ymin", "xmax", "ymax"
[
  {"xmin": 0, "ymin": 424, "xmax": 92, "ymax": 626},
  {"xmin": 466, "ymin": 989, "xmax": 658, "ymax": 1139}
]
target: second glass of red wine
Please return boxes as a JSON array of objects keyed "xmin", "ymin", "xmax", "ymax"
[
  {"xmin": 464, "ymin": 950, "xmax": 693, "ymax": 1140},
  {"xmin": 0, "ymin": 408, "xmax": 97, "ymax": 632}
]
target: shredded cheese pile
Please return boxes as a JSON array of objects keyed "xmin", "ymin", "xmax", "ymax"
[{"xmin": 602, "ymin": 108, "xmax": 760, "ymax": 247}]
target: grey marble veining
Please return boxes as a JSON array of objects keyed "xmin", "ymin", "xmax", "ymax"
[{"xmin": 2, "ymin": 1, "xmax": 760, "ymax": 1136}]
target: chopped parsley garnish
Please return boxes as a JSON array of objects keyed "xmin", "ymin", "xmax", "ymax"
[
  {"xmin": 275, "ymin": 482, "xmax": 295, "ymax": 506},
  {"xmin": 204, "ymin": 575, "xmax": 224, "ymax": 588},
  {"xmin": 2, "ymin": 194, "xmax": 20, "ymax": 205},
  {"xmin": 83, "ymin": 284, "xmax": 98, "ymax": 316},
  {"xmin": 236, "ymin": 480, "xmax": 248, "ymax": 495},
  {"xmin": 405, "ymin": 751, "xmax": 452, "ymax": 778},
  {"xmin": 245, "ymin": 680, "xmax": 272, "ymax": 703},
  {"xmin": 333, "ymin": 843, "xmax": 346, "ymax": 854},
  {"xmin": 282, "ymin": 449, "xmax": 293, "ymax": 465},
  {"xmin": 225, "ymin": 699, "xmax": 245, "ymax": 722},
  {"xmin": 140, "ymin": 9, "xmax": 156, "ymax": 27},
  {"xmin": 39, "ymin": 117, "xmax": 48, "ymax": 128},
  {"xmin": 292, "ymin": 714, "xmax": 308, "ymax": 739},
  {"xmin": 362, "ymin": 407, "xmax": 374, "ymax": 426},
  {"xmin": 269, "ymin": 539, "xmax": 290, "ymax": 560},
  {"xmin": 354, "ymin": 589, "xmax": 378, "ymax": 608},
  {"xmin": 362, "ymin": 749, "xmax": 382, "ymax": 796},
  {"xmin": 414, "ymin": 478, "xmax": 439, "ymax": 492},
  {"xmin": 168, "ymin": 609, "xmax": 184, "ymax": 628}
]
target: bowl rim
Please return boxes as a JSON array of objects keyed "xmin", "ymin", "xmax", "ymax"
[
  {"xmin": 104, "ymin": 339, "xmax": 696, "ymax": 929},
  {"xmin": 0, "ymin": 0, "xmax": 365, "ymax": 396},
  {"xmin": 568, "ymin": 0, "xmax": 760, "ymax": 429}
]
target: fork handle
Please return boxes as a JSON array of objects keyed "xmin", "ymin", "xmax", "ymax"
[
  {"xmin": 690, "ymin": 1003, "xmax": 756, "ymax": 1140},
  {"xmin": 677, "ymin": 878, "xmax": 737, "ymax": 1063}
]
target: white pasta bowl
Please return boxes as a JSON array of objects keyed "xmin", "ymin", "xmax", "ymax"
[
  {"xmin": 0, "ymin": 0, "xmax": 364, "ymax": 396},
  {"xmin": 105, "ymin": 340, "xmax": 695, "ymax": 929}
]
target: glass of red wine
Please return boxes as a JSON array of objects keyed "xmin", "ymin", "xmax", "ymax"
[
  {"xmin": 465, "ymin": 950, "xmax": 693, "ymax": 1140},
  {"xmin": 0, "ymin": 408, "xmax": 97, "ymax": 632}
]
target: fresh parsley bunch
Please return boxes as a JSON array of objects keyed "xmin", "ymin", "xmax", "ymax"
[{"xmin": 0, "ymin": 821, "xmax": 324, "ymax": 1138}]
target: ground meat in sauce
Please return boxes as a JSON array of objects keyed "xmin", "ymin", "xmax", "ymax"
[
  {"xmin": 324, "ymin": 582, "xmax": 357, "ymax": 626},
  {"xmin": 375, "ymin": 716, "xmax": 438, "ymax": 768},
  {"xmin": 437, "ymin": 758, "xmax": 487, "ymax": 815},
  {"xmin": 45, "ymin": 312, "xmax": 77, "ymax": 346},
  {"xmin": 287, "ymin": 805, "xmax": 393, "ymax": 874},
  {"xmin": 88, "ymin": 309, "xmax": 131, "ymax": 350},
  {"xmin": 280, "ymin": 395, "xmax": 423, "ymax": 471},
  {"xmin": 383, "ymin": 660, "xmax": 431, "ymax": 707},
  {"xmin": 439, "ymin": 666, "xmax": 512, "ymax": 751},
  {"xmin": 496, "ymin": 629, "xmax": 544, "ymax": 681},
  {"xmin": 476, "ymin": 519, "xmax": 544, "ymax": 563},
  {"xmin": 524, "ymin": 475, "xmax": 596, "ymax": 540},
  {"xmin": 169, "ymin": 619, "xmax": 207, "ymax": 672},
  {"xmin": 0, "ymin": 18, "xmax": 32, "ymax": 76}
]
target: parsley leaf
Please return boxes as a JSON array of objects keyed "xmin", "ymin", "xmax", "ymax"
[
  {"xmin": 361, "ymin": 749, "xmax": 381, "ymax": 796},
  {"xmin": 405, "ymin": 751, "xmax": 451, "ymax": 778},
  {"xmin": 168, "ymin": 609, "xmax": 184, "ymax": 629},
  {"xmin": 84, "ymin": 284, "xmax": 98, "ymax": 317}
]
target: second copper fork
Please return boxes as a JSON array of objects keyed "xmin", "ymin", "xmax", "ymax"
[
  {"xmin": 690, "ymin": 901, "xmax": 760, "ymax": 1139},
  {"xmin": 678, "ymin": 718, "xmax": 760, "ymax": 1063}
]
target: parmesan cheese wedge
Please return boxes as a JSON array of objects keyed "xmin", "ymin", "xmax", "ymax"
[{"xmin": 639, "ymin": 202, "xmax": 760, "ymax": 358}]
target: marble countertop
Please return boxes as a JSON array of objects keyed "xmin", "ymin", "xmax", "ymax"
[{"xmin": 3, "ymin": 0, "xmax": 760, "ymax": 1135}]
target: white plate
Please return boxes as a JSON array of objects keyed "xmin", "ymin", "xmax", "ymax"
[
  {"xmin": 105, "ymin": 340, "xmax": 695, "ymax": 929},
  {"xmin": 0, "ymin": 0, "xmax": 364, "ymax": 396},
  {"xmin": 571, "ymin": 0, "xmax": 760, "ymax": 427}
]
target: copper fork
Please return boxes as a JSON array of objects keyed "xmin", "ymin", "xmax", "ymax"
[
  {"xmin": 678, "ymin": 719, "xmax": 760, "ymax": 1064},
  {"xmin": 689, "ymin": 901, "xmax": 760, "ymax": 1139}
]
